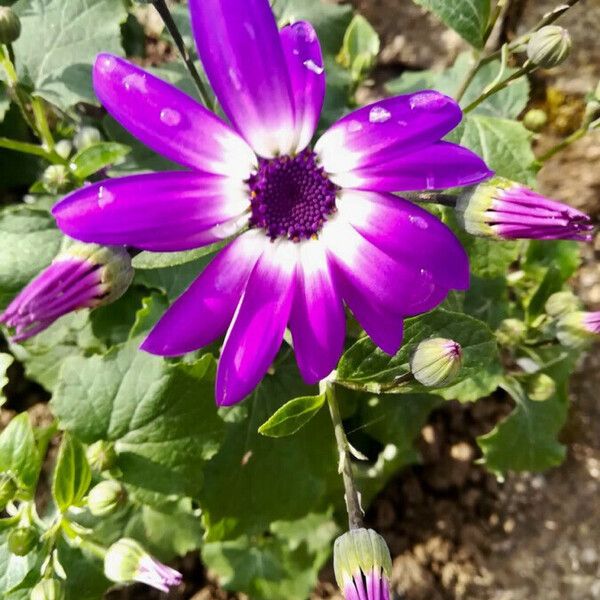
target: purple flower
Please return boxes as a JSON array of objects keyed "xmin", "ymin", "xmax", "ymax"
[
  {"xmin": 104, "ymin": 538, "xmax": 182, "ymax": 593},
  {"xmin": 456, "ymin": 176, "xmax": 593, "ymax": 241},
  {"xmin": 52, "ymin": 0, "xmax": 493, "ymax": 406},
  {"xmin": 0, "ymin": 243, "xmax": 133, "ymax": 342}
]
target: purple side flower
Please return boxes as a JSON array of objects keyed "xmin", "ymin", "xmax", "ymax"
[
  {"xmin": 104, "ymin": 538, "xmax": 182, "ymax": 593},
  {"xmin": 334, "ymin": 528, "xmax": 393, "ymax": 600},
  {"xmin": 51, "ymin": 0, "xmax": 495, "ymax": 406},
  {"xmin": 0, "ymin": 243, "xmax": 133, "ymax": 342},
  {"xmin": 456, "ymin": 176, "xmax": 594, "ymax": 241}
]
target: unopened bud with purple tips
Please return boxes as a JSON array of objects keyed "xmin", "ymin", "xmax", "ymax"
[
  {"xmin": 104, "ymin": 538, "xmax": 182, "ymax": 593},
  {"xmin": 0, "ymin": 243, "xmax": 133, "ymax": 342},
  {"xmin": 557, "ymin": 311, "xmax": 600, "ymax": 347},
  {"xmin": 334, "ymin": 528, "xmax": 392, "ymax": 600},
  {"xmin": 410, "ymin": 337, "xmax": 462, "ymax": 388},
  {"xmin": 456, "ymin": 176, "xmax": 593, "ymax": 242}
]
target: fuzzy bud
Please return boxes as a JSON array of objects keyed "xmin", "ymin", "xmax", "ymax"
[
  {"xmin": 526, "ymin": 373, "xmax": 556, "ymax": 402},
  {"xmin": 8, "ymin": 526, "xmax": 37, "ymax": 556},
  {"xmin": 41, "ymin": 165, "xmax": 71, "ymax": 194},
  {"xmin": 0, "ymin": 7, "xmax": 21, "ymax": 44},
  {"xmin": 523, "ymin": 108, "xmax": 548, "ymax": 132},
  {"xmin": 334, "ymin": 528, "xmax": 392, "ymax": 600},
  {"xmin": 73, "ymin": 127, "xmax": 102, "ymax": 151},
  {"xmin": 88, "ymin": 480, "xmax": 126, "ymax": 517},
  {"xmin": 0, "ymin": 473, "xmax": 17, "ymax": 511},
  {"xmin": 456, "ymin": 176, "xmax": 593, "ymax": 241},
  {"xmin": 495, "ymin": 319, "xmax": 527, "ymax": 347},
  {"xmin": 54, "ymin": 140, "xmax": 73, "ymax": 161},
  {"xmin": 557, "ymin": 311, "xmax": 600, "ymax": 347},
  {"xmin": 86, "ymin": 440, "xmax": 117, "ymax": 472},
  {"xmin": 545, "ymin": 291, "xmax": 581, "ymax": 319},
  {"xmin": 30, "ymin": 579, "xmax": 66, "ymax": 600},
  {"xmin": 527, "ymin": 26, "xmax": 572, "ymax": 69},
  {"xmin": 410, "ymin": 338, "xmax": 462, "ymax": 388},
  {"xmin": 104, "ymin": 538, "xmax": 182, "ymax": 593}
]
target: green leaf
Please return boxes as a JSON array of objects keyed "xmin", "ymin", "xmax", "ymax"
[
  {"xmin": 337, "ymin": 14, "xmax": 380, "ymax": 81},
  {"xmin": 0, "ymin": 353, "xmax": 13, "ymax": 406},
  {"xmin": 0, "ymin": 530, "xmax": 39, "ymax": 595},
  {"xmin": 69, "ymin": 142, "xmax": 130, "ymax": 180},
  {"xmin": 0, "ymin": 205, "xmax": 62, "ymax": 310},
  {"xmin": 337, "ymin": 309, "xmax": 502, "ymax": 402},
  {"xmin": 51, "ymin": 340, "xmax": 224, "ymax": 504},
  {"xmin": 478, "ymin": 375, "xmax": 568, "ymax": 474},
  {"xmin": 0, "ymin": 413, "xmax": 42, "ymax": 493},
  {"xmin": 200, "ymin": 357, "xmax": 339, "ymax": 540},
  {"xmin": 258, "ymin": 393, "xmax": 326, "ymax": 438},
  {"xmin": 411, "ymin": 0, "xmax": 490, "ymax": 48},
  {"xmin": 456, "ymin": 114, "xmax": 537, "ymax": 185},
  {"xmin": 12, "ymin": 0, "xmax": 127, "ymax": 110},
  {"xmin": 132, "ymin": 242, "xmax": 226, "ymax": 269},
  {"xmin": 51, "ymin": 433, "xmax": 92, "ymax": 512}
]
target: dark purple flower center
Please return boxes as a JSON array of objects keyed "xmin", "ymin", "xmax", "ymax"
[{"xmin": 247, "ymin": 149, "xmax": 338, "ymax": 241}]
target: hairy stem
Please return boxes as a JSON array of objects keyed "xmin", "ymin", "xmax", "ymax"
[
  {"xmin": 0, "ymin": 136, "xmax": 58, "ymax": 161},
  {"xmin": 325, "ymin": 381, "xmax": 364, "ymax": 530},
  {"xmin": 151, "ymin": 0, "xmax": 212, "ymax": 107},
  {"xmin": 537, "ymin": 127, "xmax": 586, "ymax": 163},
  {"xmin": 31, "ymin": 96, "xmax": 55, "ymax": 151},
  {"xmin": 404, "ymin": 192, "xmax": 459, "ymax": 207}
]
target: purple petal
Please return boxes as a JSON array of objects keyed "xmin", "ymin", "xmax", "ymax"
[
  {"xmin": 141, "ymin": 231, "xmax": 267, "ymax": 356},
  {"xmin": 280, "ymin": 21, "xmax": 326, "ymax": 152},
  {"xmin": 52, "ymin": 172, "xmax": 250, "ymax": 251},
  {"xmin": 332, "ymin": 141, "xmax": 492, "ymax": 192},
  {"xmin": 337, "ymin": 190, "xmax": 470, "ymax": 290},
  {"xmin": 216, "ymin": 240, "xmax": 297, "ymax": 406},
  {"xmin": 322, "ymin": 215, "xmax": 446, "ymax": 319},
  {"xmin": 93, "ymin": 54, "xmax": 255, "ymax": 178},
  {"xmin": 289, "ymin": 240, "xmax": 345, "ymax": 384},
  {"xmin": 315, "ymin": 91, "xmax": 462, "ymax": 175},
  {"xmin": 189, "ymin": 0, "xmax": 296, "ymax": 158}
]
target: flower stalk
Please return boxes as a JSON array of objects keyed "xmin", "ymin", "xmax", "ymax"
[
  {"xmin": 150, "ymin": 0, "xmax": 212, "ymax": 107},
  {"xmin": 325, "ymin": 380, "xmax": 364, "ymax": 530}
]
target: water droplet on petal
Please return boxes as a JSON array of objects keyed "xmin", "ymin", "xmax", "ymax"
[
  {"xmin": 347, "ymin": 120, "xmax": 363, "ymax": 133},
  {"xmin": 425, "ymin": 175, "xmax": 436, "ymax": 190},
  {"xmin": 228, "ymin": 68, "xmax": 242, "ymax": 91},
  {"xmin": 293, "ymin": 21, "xmax": 316, "ymax": 42},
  {"xmin": 303, "ymin": 59, "xmax": 324, "ymax": 75},
  {"xmin": 368, "ymin": 106, "xmax": 391, "ymax": 123},
  {"xmin": 97, "ymin": 186, "xmax": 115, "ymax": 209},
  {"xmin": 397, "ymin": 120, "xmax": 408, "ymax": 127},
  {"xmin": 160, "ymin": 108, "xmax": 182, "ymax": 127},
  {"xmin": 409, "ymin": 215, "xmax": 429, "ymax": 229},
  {"xmin": 97, "ymin": 55, "xmax": 116, "ymax": 74},
  {"xmin": 409, "ymin": 91, "xmax": 449, "ymax": 110},
  {"xmin": 122, "ymin": 73, "xmax": 147, "ymax": 93},
  {"xmin": 244, "ymin": 22, "xmax": 256, "ymax": 39}
]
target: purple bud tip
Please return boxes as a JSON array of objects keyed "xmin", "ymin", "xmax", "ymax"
[{"xmin": 584, "ymin": 312, "xmax": 600, "ymax": 335}]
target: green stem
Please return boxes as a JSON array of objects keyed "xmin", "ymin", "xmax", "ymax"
[
  {"xmin": 151, "ymin": 0, "xmax": 212, "ymax": 107},
  {"xmin": 463, "ymin": 63, "xmax": 535, "ymax": 113},
  {"xmin": 31, "ymin": 96, "xmax": 55, "ymax": 151},
  {"xmin": 325, "ymin": 381, "xmax": 363, "ymax": 530},
  {"xmin": 0, "ymin": 136, "xmax": 57, "ymax": 161},
  {"xmin": 537, "ymin": 127, "xmax": 586, "ymax": 163}
]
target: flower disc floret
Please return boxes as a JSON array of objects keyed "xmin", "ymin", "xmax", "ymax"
[{"xmin": 248, "ymin": 149, "xmax": 338, "ymax": 241}]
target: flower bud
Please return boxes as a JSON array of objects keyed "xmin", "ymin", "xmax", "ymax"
[
  {"xmin": 545, "ymin": 291, "xmax": 581, "ymax": 319},
  {"xmin": 1, "ymin": 243, "xmax": 133, "ymax": 342},
  {"xmin": 54, "ymin": 140, "xmax": 73, "ymax": 161},
  {"xmin": 456, "ymin": 176, "xmax": 593, "ymax": 241},
  {"xmin": 30, "ymin": 578, "xmax": 66, "ymax": 600},
  {"xmin": 104, "ymin": 538, "xmax": 182, "ymax": 593},
  {"xmin": 522, "ymin": 108, "xmax": 548, "ymax": 132},
  {"xmin": 8, "ymin": 526, "xmax": 37, "ymax": 556},
  {"xmin": 42, "ymin": 165, "xmax": 71, "ymax": 194},
  {"xmin": 495, "ymin": 319, "xmax": 527, "ymax": 347},
  {"xmin": 334, "ymin": 528, "xmax": 392, "ymax": 600},
  {"xmin": 73, "ymin": 127, "xmax": 102, "ymax": 151},
  {"xmin": 526, "ymin": 373, "xmax": 556, "ymax": 402},
  {"xmin": 0, "ymin": 473, "xmax": 17, "ymax": 511},
  {"xmin": 0, "ymin": 7, "xmax": 21, "ymax": 44},
  {"xmin": 87, "ymin": 480, "xmax": 126, "ymax": 517},
  {"xmin": 557, "ymin": 311, "xmax": 600, "ymax": 347},
  {"xmin": 410, "ymin": 338, "xmax": 462, "ymax": 388},
  {"xmin": 527, "ymin": 26, "xmax": 572, "ymax": 68},
  {"xmin": 86, "ymin": 440, "xmax": 117, "ymax": 472}
]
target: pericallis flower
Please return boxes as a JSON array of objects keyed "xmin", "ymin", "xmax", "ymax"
[
  {"xmin": 0, "ymin": 243, "xmax": 133, "ymax": 342},
  {"xmin": 104, "ymin": 538, "xmax": 182, "ymax": 593},
  {"xmin": 557, "ymin": 311, "xmax": 600, "ymax": 347},
  {"xmin": 52, "ymin": 0, "xmax": 493, "ymax": 406},
  {"xmin": 456, "ymin": 176, "xmax": 593, "ymax": 241},
  {"xmin": 334, "ymin": 528, "xmax": 392, "ymax": 600}
]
